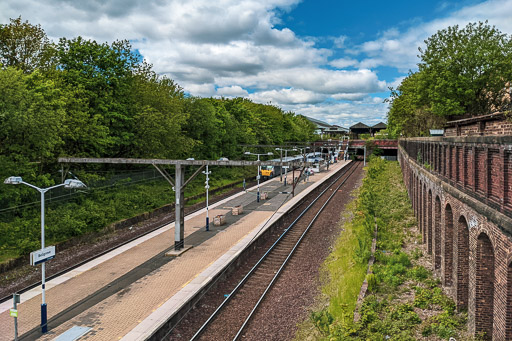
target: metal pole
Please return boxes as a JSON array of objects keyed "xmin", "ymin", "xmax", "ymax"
[
  {"xmin": 40, "ymin": 190, "xmax": 47, "ymax": 333},
  {"xmin": 279, "ymin": 149, "xmax": 283, "ymax": 182},
  {"xmin": 364, "ymin": 146, "xmax": 366, "ymax": 166},
  {"xmin": 175, "ymin": 165, "xmax": 185, "ymax": 249},
  {"xmin": 204, "ymin": 165, "xmax": 210, "ymax": 231},
  {"xmin": 257, "ymin": 155, "xmax": 260, "ymax": 202},
  {"xmin": 13, "ymin": 294, "xmax": 18, "ymax": 341},
  {"xmin": 284, "ymin": 150, "xmax": 288, "ymax": 186}
]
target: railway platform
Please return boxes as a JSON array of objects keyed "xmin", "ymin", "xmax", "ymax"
[{"xmin": 0, "ymin": 160, "xmax": 351, "ymax": 341}]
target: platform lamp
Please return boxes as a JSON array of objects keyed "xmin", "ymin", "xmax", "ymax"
[
  {"xmin": 244, "ymin": 152, "xmax": 273, "ymax": 202},
  {"xmin": 4, "ymin": 176, "xmax": 86, "ymax": 333},
  {"xmin": 202, "ymin": 166, "xmax": 211, "ymax": 231}
]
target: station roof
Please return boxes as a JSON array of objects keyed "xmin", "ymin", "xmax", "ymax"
[
  {"xmin": 350, "ymin": 122, "xmax": 370, "ymax": 129},
  {"xmin": 372, "ymin": 122, "xmax": 387, "ymax": 129}
]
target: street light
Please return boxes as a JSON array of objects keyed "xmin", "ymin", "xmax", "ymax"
[
  {"xmin": 202, "ymin": 166, "xmax": 211, "ymax": 231},
  {"xmin": 4, "ymin": 176, "xmax": 86, "ymax": 333},
  {"xmin": 244, "ymin": 151, "xmax": 273, "ymax": 202},
  {"xmin": 275, "ymin": 148, "xmax": 297, "ymax": 186}
]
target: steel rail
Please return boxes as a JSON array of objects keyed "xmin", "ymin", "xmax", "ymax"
[
  {"xmin": 189, "ymin": 161, "xmax": 359, "ymax": 341},
  {"xmin": 233, "ymin": 161, "xmax": 361, "ymax": 340}
]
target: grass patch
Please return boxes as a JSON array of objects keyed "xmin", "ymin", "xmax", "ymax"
[{"xmin": 296, "ymin": 157, "xmax": 473, "ymax": 340}]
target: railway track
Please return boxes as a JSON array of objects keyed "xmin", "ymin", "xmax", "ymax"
[{"xmin": 187, "ymin": 161, "xmax": 361, "ymax": 341}]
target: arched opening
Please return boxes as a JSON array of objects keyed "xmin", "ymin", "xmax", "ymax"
[
  {"xmin": 434, "ymin": 196, "xmax": 441, "ymax": 269},
  {"xmin": 423, "ymin": 184, "xmax": 427, "ymax": 243},
  {"xmin": 428, "ymin": 190, "xmax": 432, "ymax": 255},
  {"xmin": 411, "ymin": 174, "xmax": 416, "ymax": 215},
  {"xmin": 419, "ymin": 181, "xmax": 423, "ymax": 236},
  {"xmin": 415, "ymin": 175, "xmax": 419, "ymax": 218},
  {"xmin": 506, "ymin": 261, "xmax": 512, "ymax": 339},
  {"xmin": 444, "ymin": 204, "xmax": 453, "ymax": 286},
  {"xmin": 475, "ymin": 233, "xmax": 494, "ymax": 339},
  {"xmin": 457, "ymin": 215, "xmax": 469, "ymax": 310}
]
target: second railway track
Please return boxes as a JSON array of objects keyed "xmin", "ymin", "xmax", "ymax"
[{"xmin": 182, "ymin": 161, "xmax": 362, "ymax": 341}]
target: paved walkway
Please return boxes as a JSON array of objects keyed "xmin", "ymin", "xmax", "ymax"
[{"xmin": 0, "ymin": 161, "xmax": 349, "ymax": 341}]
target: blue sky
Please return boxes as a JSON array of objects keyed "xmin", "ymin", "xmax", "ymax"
[{"xmin": 1, "ymin": 0, "xmax": 512, "ymax": 128}]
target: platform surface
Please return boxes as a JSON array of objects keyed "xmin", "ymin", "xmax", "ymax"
[{"xmin": 0, "ymin": 161, "xmax": 350, "ymax": 341}]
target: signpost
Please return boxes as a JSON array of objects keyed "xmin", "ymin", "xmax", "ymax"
[{"xmin": 30, "ymin": 246, "xmax": 56, "ymax": 266}]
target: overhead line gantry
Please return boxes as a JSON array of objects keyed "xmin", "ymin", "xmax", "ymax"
[{"xmin": 58, "ymin": 157, "xmax": 302, "ymax": 250}]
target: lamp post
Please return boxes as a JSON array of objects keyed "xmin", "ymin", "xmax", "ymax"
[
  {"xmin": 275, "ymin": 148, "xmax": 297, "ymax": 186},
  {"xmin": 342, "ymin": 136, "xmax": 350, "ymax": 161},
  {"xmin": 4, "ymin": 176, "xmax": 86, "ymax": 333},
  {"xmin": 202, "ymin": 166, "xmax": 211, "ymax": 231},
  {"xmin": 244, "ymin": 152, "xmax": 273, "ymax": 202}
]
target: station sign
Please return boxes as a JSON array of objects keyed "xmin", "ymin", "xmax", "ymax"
[
  {"xmin": 30, "ymin": 246, "xmax": 56, "ymax": 266},
  {"xmin": 9, "ymin": 309, "xmax": 18, "ymax": 318}
]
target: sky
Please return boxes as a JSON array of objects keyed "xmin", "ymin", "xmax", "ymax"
[{"xmin": 2, "ymin": 0, "xmax": 512, "ymax": 128}]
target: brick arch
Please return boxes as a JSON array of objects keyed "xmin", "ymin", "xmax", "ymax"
[
  {"xmin": 413, "ymin": 175, "xmax": 416, "ymax": 217},
  {"xmin": 507, "ymin": 260, "xmax": 512, "ymax": 340},
  {"xmin": 475, "ymin": 232, "xmax": 495, "ymax": 339},
  {"xmin": 412, "ymin": 173, "xmax": 415, "ymax": 206},
  {"xmin": 457, "ymin": 215, "xmax": 470, "ymax": 310},
  {"xmin": 444, "ymin": 203, "xmax": 454, "ymax": 286},
  {"xmin": 428, "ymin": 189, "xmax": 433, "ymax": 255},
  {"xmin": 414, "ymin": 174, "xmax": 418, "ymax": 216},
  {"xmin": 419, "ymin": 180, "xmax": 423, "ymax": 238},
  {"xmin": 434, "ymin": 196, "xmax": 441, "ymax": 269},
  {"xmin": 475, "ymin": 226, "xmax": 497, "ymax": 250},
  {"xmin": 421, "ymin": 184, "xmax": 428, "ymax": 244}
]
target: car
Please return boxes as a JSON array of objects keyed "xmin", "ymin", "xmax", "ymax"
[{"xmin": 218, "ymin": 157, "xmax": 229, "ymax": 161}]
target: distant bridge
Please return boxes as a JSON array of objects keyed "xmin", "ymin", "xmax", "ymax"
[{"xmin": 349, "ymin": 139, "xmax": 398, "ymax": 149}]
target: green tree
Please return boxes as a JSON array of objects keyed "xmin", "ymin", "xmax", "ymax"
[
  {"xmin": 387, "ymin": 72, "xmax": 445, "ymax": 137},
  {"xmin": 131, "ymin": 65, "xmax": 191, "ymax": 158},
  {"xmin": 0, "ymin": 67, "xmax": 66, "ymax": 163},
  {"xmin": 0, "ymin": 17, "xmax": 56, "ymax": 72},
  {"xmin": 418, "ymin": 21, "xmax": 512, "ymax": 117},
  {"xmin": 57, "ymin": 37, "xmax": 140, "ymax": 156}
]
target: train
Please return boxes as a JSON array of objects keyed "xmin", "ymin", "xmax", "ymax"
[{"xmin": 259, "ymin": 152, "xmax": 324, "ymax": 179}]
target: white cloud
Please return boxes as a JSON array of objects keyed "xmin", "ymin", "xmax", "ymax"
[
  {"xmin": 329, "ymin": 58, "xmax": 358, "ymax": 69},
  {"xmin": 218, "ymin": 68, "xmax": 386, "ymax": 95},
  {"xmin": 331, "ymin": 93, "xmax": 367, "ymax": 101},
  {"xmin": 216, "ymin": 85, "xmax": 249, "ymax": 97},
  {"xmin": 333, "ymin": 35, "xmax": 347, "ymax": 48},
  {"xmin": 249, "ymin": 88, "xmax": 326, "ymax": 104},
  {"xmin": 290, "ymin": 100, "xmax": 389, "ymax": 128},
  {"xmin": 0, "ymin": 0, "xmax": 402, "ymax": 126},
  {"xmin": 353, "ymin": 0, "xmax": 512, "ymax": 72}
]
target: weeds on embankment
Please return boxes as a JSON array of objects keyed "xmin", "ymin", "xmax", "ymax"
[{"xmin": 296, "ymin": 157, "xmax": 476, "ymax": 340}]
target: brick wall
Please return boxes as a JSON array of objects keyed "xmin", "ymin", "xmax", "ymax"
[
  {"xmin": 399, "ymin": 137, "xmax": 512, "ymax": 339},
  {"xmin": 444, "ymin": 113, "xmax": 512, "ymax": 137}
]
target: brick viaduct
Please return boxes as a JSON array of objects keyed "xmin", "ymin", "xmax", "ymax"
[{"xmin": 399, "ymin": 136, "xmax": 512, "ymax": 340}]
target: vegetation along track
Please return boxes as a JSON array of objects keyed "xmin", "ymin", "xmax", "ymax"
[{"xmin": 182, "ymin": 161, "xmax": 361, "ymax": 341}]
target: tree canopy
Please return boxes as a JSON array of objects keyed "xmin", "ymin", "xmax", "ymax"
[
  {"xmin": 0, "ymin": 17, "xmax": 317, "ymax": 206},
  {"xmin": 387, "ymin": 21, "xmax": 512, "ymax": 136}
]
